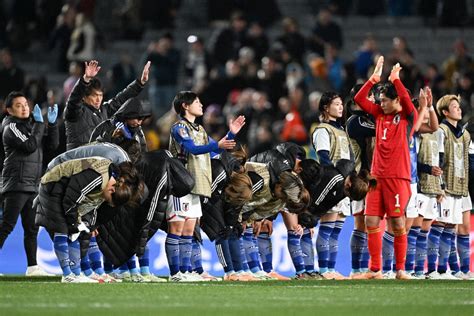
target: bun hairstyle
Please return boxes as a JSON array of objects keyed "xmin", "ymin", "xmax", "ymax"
[
  {"xmin": 345, "ymin": 169, "xmax": 377, "ymax": 201},
  {"xmin": 111, "ymin": 162, "xmax": 145, "ymax": 207},
  {"xmin": 225, "ymin": 172, "xmax": 253, "ymax": 205},
  {"xmin": 278, "ymin": 171, "xmax": 310, "ymax": 213}
]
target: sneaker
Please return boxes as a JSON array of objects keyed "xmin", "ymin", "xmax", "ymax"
[
  {"xmin": 25, "ymin": 265, "xmax": 55, "ymax": 276},
  {"xmin": 61, "ymin": 274, "xmax": 79, "ymax": 283},
  {"xmin": 350, "ymin": 272, "xmax": 369, "ymax": 280},
  {"xmin": 364, "ymin": 270, "xmax": 383, "ymax": 280},
  {"xmin": 180, "ymin": 271, "xmax": 205, "ymax": 282},
  {"xmin": 426, "ymin": 271, "xmax": 443, "ymax": 280},
  {"xmin": 410, "ymin": 272, "xmax": 426, "ymax": 280},
  {"xmin": 102, "ymin": 274, "xmax": 122, "ymax": 283},
  {"xmin": 437, "ymin": 272, "xmax": 461, "ymax": 280},
  {"xmin": 141, "ymin": 273, "xmax": 167, "ymax": 282},
  {"xmin": 76, "ymin": 273, "xmax": 100, "ymax": 283},
  {"xmin": 87, "ymin": 272, "xmax": 106, "ymax": 283},
  {"xmin": 223, "ymin": 272, "xmax": 240, "ymax": 281},
  {"xmin": 169, "ymin": 271, "xmax": 186, "ymax": 282},
  {"xmin": 199, "ymin": 271, "xmax": 221, "ymax": 281},
  {"xmin": 330, "ymin": 271, "xmax": 347, "ymax": 280},
  {"xmin": 395, "ymin": 270, "xmax": 412, "ymax": 280},
  {"xmin": 267, "ymin": 271, "xmax": 291, "ymax": 281},
  {"xmin": 252, "ymin": 270, "xmax": 273, "ymax": 280},
  {"xmin": 295, "ymin": 272, "xmax": 312, "ymax": 280},
  {"xmin": 305, "ymin": 271, "xmax": 324, "ymax": 280},
  {"xmin": 382, "ymin": 271, "xmax": 397, "ymax": 279},
  {"xmin": 452, "ymin": 271, "xmax": 474, "ymax": 280},
  {"xmin": 130, "ymin": 273, "xmax": 151, "ymax": 283},
  {"xmin": 113, "ymin": 270, "xmax": 131, "ymax": 282},
  {"xmin": 235, "ymin": 271, "xmax": 260, "ymax": 281}
]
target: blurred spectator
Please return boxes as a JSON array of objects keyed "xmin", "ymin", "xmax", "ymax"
[
  {"xmin": 145, "ymin": 33, "xmax": 181, "ymax": 119},
  {"xmin": 5, "ymin": 0, "xmax": 36, "ymax": 51},
  {"xmin": 106, "ymin": 54, "xmax": 137, "ymax": 99},
  {"xmin": 325, "ymin": 43, "xmax": 345, "ymax": 92},
  {"xmin": 387, "ymin": 36, "xmax": 414, "ymax": 67},
  {"xmin": 285, "ymin": 62, "xmax": 305, "ymax": 92},
  {"xmin": 37, "ymin": 0, "xmax": 63, "ymax": 40},
  {"xmin": 66, "ymin": 13, "xmax": 96, "ymax": 63},
  {"xmin": 49, "ymin": 4, "xmax": 77, "ymax": 72},
  {"xmin": 63, "ymin": 61, "xmax": 84, "ymax": 104},
  {"xmin": 210, "ymin": 11, "xmax": 248, "ymax": 66},
  {"xmin": 184, "ymin": 35, "xmax": 210, "ymax": 93},
  {"xmin": 0, "ymin": 49, "xmax": 25, "ymax": 101},
  {"xmin": 203, "ymin": 104, "xmax": 226, "ymax": 140},
  {"xmin": 243, "ymin": 22, "xmax": 269, "ymax": 61},
  {"xmin": 455, "ymin": 71, "xmax": 474, "ymax": 123},
  {"xmin": 257, "ymin": 55, "xmax": 287, "ymax": 107},
  {"xmin": 238, "ymin": 47, "xmax": 258, "ymax": 85},
  {"xmin": 237, "ymin": 0, "xmax": 281, "ymax": 27},
  {"xmin": 140, "ymin": 0, "xmax": 180, "ymax": 29},
  {"xmin": 354, "ymin": 34, "xmax": 378, "ymax": 80},
  {"xmin": 305, "ymin": 54, "xmax": 332, "ymax": 93},
  {"xmin": 422, "ymin": 63, "xmax": 447, "ymax": 101},
  {"xmin": 280, "ymin": 85, "xmax": 308, "ymax": 145},
  {"xmin": 116, "ymin": 0, "xmax": 144, "ymax": 40},
  {"xmin": 24, "ymin": 76, "xmax": 48, "ymax": 106},
  {"xmin": 246, "ymin": 91, "xmax": 274, "ymax": 154},
  {"xmin": 276, "ymin": 17, "xmax": 306, "ymax": 65},
  {"xmin": 310, "ymin": 7, "xmax": 343, "ymax": 57},
  {"xmin": 442, "ymin": 39, "xmax": 474, "ymax": 91},
  {"xmin": 304, "ymin": 91, "xmax": 322, "ymax": 131}
]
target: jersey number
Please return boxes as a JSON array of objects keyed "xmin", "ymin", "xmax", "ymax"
[
  {"xmin": 381, "ymin": 128, "xmax": 388, "ymax": 140},
  {"xmin": 394, "ymin": 194, "xmax": 400, "ymax": 207}
]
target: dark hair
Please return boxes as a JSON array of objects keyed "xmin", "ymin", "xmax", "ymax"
[
  {"xmin": 299, "ymin": 159, "xmax": 320, "ymax": 188},
  {"xmin": 319, "ymin": 91, "xmax": 341, "ymax": 122},
  {"xmin": 111, "ymin": 161, "xmax": 145, "ymax": 207},
  {"xmin": 225, "ymin": 172, "xmax": 253, "ymax": 205},
  {"xmin": 5, "ymin": 91, "xmax": 26, "ymax": 108},
  {"xmin": 345, "ymin": 169, "xmax": 377, "ymax": 201},
  {"xmin": 173, "ymin": 91, "xmax": 198, "ymax": 116},
  {"xmin": 84, "ymin": 78, "xmax": 103, "ymax": 96},
  {"xmin": 379, "ymin": 83, "xmax": 398, "ymax": 100},
  {"xmin": 278, "ymin": 171, "xmax": 310, "ymax": 214},
  {"xmin": 111, "ymin": 129, "xmax": 142, "ymax": 163}
]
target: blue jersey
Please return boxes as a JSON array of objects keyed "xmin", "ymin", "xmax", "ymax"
[{"xmin": 409, "ymin": 135, "xmax": 418, "ymax": 184}]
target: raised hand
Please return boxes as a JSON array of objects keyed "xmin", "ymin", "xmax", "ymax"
[
  {"xmin": 32, "ymin": 104, "xmax": 44, "ymax": 123},
  {"xmin": 229, "ymin": 115, "xmax": 246, "ymax": 135},
  {"xmin": 83, "ymin": 60, "xmax": 101, "ymax": 82},
  {"xmin": 425, "ymin": 86, "xmax": 433, "ymax": 107},
  {"xmin": 389, "ymin": 62, "xmax": 402, "ymax": 82},
  {"xmin": 140, "ymin": 61, "xmax": 151, "ymax": 85},
  {"xmin": 370, "ymin": 56, "xmax": 384, "ymax": 83},
  {"xmin": 218, "ymin": 135, "xmax": 236, "ymax": 150},
  {"xmin": 47, "ymin": 104, "xmax": 58, "ymax": 124},
  {"xmin": 418, "ymin": 88, "xmax": 427, "ymax": 109}
]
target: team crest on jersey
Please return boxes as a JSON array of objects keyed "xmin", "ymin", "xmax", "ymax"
[
  {"xmin": 179, "ymin": 127, "xmax": 190, "ymax": 138},
  {"xmin": 393, "ymin": 114, "xmax": 400, "ymax": 125}
]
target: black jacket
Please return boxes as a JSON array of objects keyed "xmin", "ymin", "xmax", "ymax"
[
  {"xmin": 249, "ymin": 148, "xmax": 293, "ymax": 191},
  {"xmin": 2, "ymin": 115, "xmax": 59, "ymax": 193},
  {"xmin": 307, "ymin": 159, "xmax": 355, "ymax": 216},
  {"xmin": 64, "ymin": 77, "xmax": 144, "ymax": 150},
  {"xmin": 96, "ymin": 150, "xmax": 195, "ymax": 266},
  {"xmin": 89, "ymin": 98, "xmax": 151, "ymax": 152}
]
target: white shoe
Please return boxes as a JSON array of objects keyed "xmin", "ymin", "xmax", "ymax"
[
  {"xmin": 87, "ymin": 272, "xmax": 106, "ymax": 283},
  {"xmin": 141, "ymin": 273, "xmax": 167, "ymax": 282},
  {"xmin": 452, "ymin": 271, "xmax": 474, "ymax": 280},
  {"xmin": 112, "ymin": 271, "xmax": 131, "ymax": 281},
  {"xmin": 199, "ymin": 271, "xmax": 221, "ymax": 281},
  {"xmin": 426, "ymin": 271, "xmax": 443, "ymax": 280},
  {"xmin": 252, "ymin": 270, "xmax": 273, "ymax": 280},
  {"xmin": 185, "ymin": 271, "xmax": 205, "ymax": 282},
  {"xmin": 25, "ymin": 265, "xmax": 55, "ymax": 276},
  {"xmin": 169, "ymin": 271, "xmax": 194, "ymax": 282},
  {"xmin": 76, "ymin": 273, "xmax": 100, "ymax": 283},
  {"xmin": 102, "ymin": 274, "xmax": 122, "ymax": 283},
  {"xmin": 61, "ymin": 274, "xmax": 80, "ymax": 283},
  {"xmin": 382, "ymin": 271, "xmax": 396, "ymax": 279},
  {"xmin": 130, "ymin": 273, "xmax": 151, "ymax": 283}
]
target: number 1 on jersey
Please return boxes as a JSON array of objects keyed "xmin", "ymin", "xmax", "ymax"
[
  {"xmin": 382, "ymin": 128, "xmax": 388, "ymax": 140},
  {"xmin": 394, "ymin": 194, "xmax": 400, "ymax": 207}
]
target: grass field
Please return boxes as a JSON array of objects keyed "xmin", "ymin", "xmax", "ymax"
[{"xmin": 0, "ymin": 276, "xmax": 473, "ymax": 316}]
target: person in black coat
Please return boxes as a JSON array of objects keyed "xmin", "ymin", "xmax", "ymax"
[
  {"xmin": 64, "ymin": 59, "xmax": 150, "ymax": 150},
  {"xmin": 0, "ymin": 91, "xmax": 59, "ymax": 276}
]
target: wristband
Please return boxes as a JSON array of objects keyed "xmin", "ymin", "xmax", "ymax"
[{"xmin": 429, "ymin": 106, "xmax": 435, "ymax": 112}]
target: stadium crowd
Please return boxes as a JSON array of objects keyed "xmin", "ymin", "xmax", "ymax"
[{"xmin": 0, "ymin": 1, "xmax": 473, "ymax": 282}]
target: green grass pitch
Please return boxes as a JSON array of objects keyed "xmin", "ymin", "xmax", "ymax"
[{"xmin": 0, "ymin": 276, "xmax": 473, "ymax": 315}]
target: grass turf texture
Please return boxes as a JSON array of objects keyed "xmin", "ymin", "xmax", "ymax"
[{"xmin": 0, "ymin": 276, "xmax": 473, "ymax": 315}]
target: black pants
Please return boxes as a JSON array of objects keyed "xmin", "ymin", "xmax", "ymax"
[{"xmin": 0, "ymin": 191, "xmax": 38, "ymax": 266}]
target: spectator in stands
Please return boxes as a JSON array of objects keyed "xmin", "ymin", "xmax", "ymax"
[
  {"xmin": 67, "ymin": 13, "xmax": 96, "ymax": 63},
  {"xmin": 244, "ymin": 22, "xmax": 269, "ymax": 62},
  {"xmin": 146, "ymin": 33, "xmax": 181, "ymax": 119},
  {"xmin": 310, "ymin": 7, "xmax": 343, "ymax": 57},
  {"xmin": 442, "ymin": 39, "xmax": 474, "ymax": 91},
  {"xmin": 49, "ymin": 4, "xmax": 77, "ymax": 72},
  {"xmin": 423, "ymin": 63, "xmax": 447, "ymax": 101},
  {"xmin": 354, "ymin": 34, "xmax": 378, "ymax": 80},
  {"xmin": 276, "ymin": 17, "xmax": 306, "ymax": 65},
  {"xmin": 184, "ymin": 35, "xmax": 210, "ymax": 94},
  {"xmin": 106, "ymin": 54, "xmax": 137, "ymax": 99},
  {"xmin": 325, "ymin": 43, "xmax": 345, "ymax": 92},
  {"xmin": 257, "ymin": 55, "xmax": 287, "ymax": 107},
  {"xmin": 63, "ymin": 61, "xmax": 84, "ymax": 103},
  {"xmin": 0, "ymin": 91, "xmax": 59, "ymax": 276},
  {"xmin": 0, "ymin": 49, "xmax": 25, "ymax": 102},
  {"xmin": 64, "ymin": 60, "xmax": 150, "ymax": 150}
]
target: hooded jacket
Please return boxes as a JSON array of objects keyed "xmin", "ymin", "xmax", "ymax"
[
  {"xmin": 2, "ymin": 115, "xmax": 59, "ymax": 193},
  {"xmin": 89, "ymin": 98, "xmax": 151, "ymax": 152}
]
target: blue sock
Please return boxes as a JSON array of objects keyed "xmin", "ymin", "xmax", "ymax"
[
  {"xmin": 243, "ymin": 227, "xmax": 261, "ymax": 273},
  {"xmin": 287, "ymin": 230, "xmax": 305, "ymax": 274},
  {"xmin": 127, "ymin": 256, "xmax": 139, "ymax": 275},
  {"xmin": 382, "ymin": 231, "xmax": 394, "ymax": 273},
  {"xmin": 300, "ymin": 228, "xmax": 315, "ymax": 273},
  {"xmin": 215, "ymin": 237, "xmax": 234, "ymax": 273},
  {"xmin": 103, "ymin": 259, "xmax": 113, "ymax": 274},
  {"xmin": 192, "ymin": 238, "xmax": 204, "ymax": 274},
  {"xmin": 350, "ymin": 230, "xmax": 366, "ymax": 273},
  {"xmin": 257, "ymin": 233, "xmax": 273, "ymax": 273},
  {"xmin": 179, "ymin": 235, "xmax": 193, "ymax": 273},
  {"xmin": 414, "ymin": 229, "xmax": 428, "ymax": 274},
  {"xmin": 328, "ymin": 220, "xmax": 344, "ymax": 271},
  {"xmin": 438, "ymin": 227, "xmax": 453, "ymax": 273},
  {"xmin": 252, "ymin": 235, "xmax": 263, "ymax": 271},
  {"xmin": 88, "ymin": 237, "xmax": 104, "ymax": 275},
  {"xmin": 405, "ymin": 226, "xmax": 420, "ymax": 273},
  {"xmin": 447, "ymin": 228, "xmax": 460, "ymax": 273},
  {"xmin": 361, "ymin": 233, "xmax": 369, "ymax": 272},
  {"xmin": 81, "ymin": 252, "xmax": 93, "ymax": 276},
  {"xmin": 229, "ymin": 234, "xmax": 243, "ymax": 272},
  {"xmin": 165, "ymin": 233, "xmax": 181, "ymax": 275},
  {"xmin": 427, "ymin": 225, "xmax": 443, "ymax": 273},
  {"xmin": 239, "ymin": 237, "xmax": 250, "ymax": 272},
  {"xmin": 457, "ymin": 234, "xmax": 470, "ymax": 273},
  {"xmin": 316, "ymin": 221, "xmax": 335, "ymax": 274},
  {"xmin": 118, "ymin": 263, "xmax": 129, "ymax": 273},
  {"xmin": 139, "ymin": 245, "xmax": 150, "ymax": 275},
  {"xmin": 68, "ymin": 239, "xmax": 81, "ymax": 276},
  {"xmin": 53, "ymin": 234, "xmax": 72, "ymax": 276}
]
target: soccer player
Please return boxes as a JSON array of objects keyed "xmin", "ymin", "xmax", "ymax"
[
  {"xmin": 167, "ymin": 91, "xmax": 245, "ymax": 282},
  {"xmin": 354, "ymin": 56, "xmax": 418, "ymax": 280}
]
